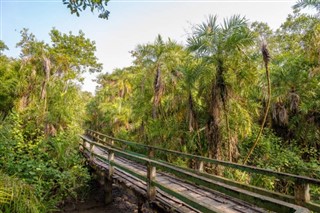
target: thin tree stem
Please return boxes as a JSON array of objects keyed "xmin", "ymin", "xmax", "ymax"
[{"xmin": 243, "ymin": 63, "xmax": 271, "ymax": 165}]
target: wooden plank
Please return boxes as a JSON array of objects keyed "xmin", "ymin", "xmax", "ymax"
[
  {"xmin": 82, "ymin": 135, "xmax": 310, "ymax": 213},
  {"xmin": 161, "ymin": 183, "xmax": 187, "ymax": 193},
  {"xmin": 84, "ymin": 132, "xmax": 320, "ymax": 186}
]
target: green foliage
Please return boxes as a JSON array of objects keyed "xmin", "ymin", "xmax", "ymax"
[
  {"xmin": 0, "ymin": 113, "xmax": 90, "ymax": 210},
  {"xmin": 85, "ymin": 9, "xmax": 320, "ymax": 199},
  {"xmin": 63, "ymin": 0, "xmax": 110, "ymax": 19},
  {"xmin": 49, "ymin": 29, "xmax": 102, "ymax": 75},
  {"xmin": 0, "ymin": 51, "xmax": 18, "ymax": 120},
  {"xmin": 240, "ymin": 126, "xmax": 320, "ymax": 197},
  {"xmin": 0, "ymin": 40, "xmax": 8, "ymax": 54},
  {"xmin": 2, "ymin": 5, "xmax": 317, "ymax": 210},
  {"xmin": 0, "ymin": 171, "xmax": 44, "ymax": 213},
  {"xmin": 0, "ymin": 28, "xmax": 99, "ymax": 211},
  {"xmin": 293, "ymin": 0, "xmax": 320, "ymax": 12}
]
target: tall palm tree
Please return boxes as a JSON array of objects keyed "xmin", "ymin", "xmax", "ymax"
[
  {"xmin": 244, "ymin": 41, "xmax": 271, "ymax": 165},
  {"xmin": 132, "ymin": 35, "xmax": 185, "ymax": 119},
  {"xmin": 179, "ymin": 58, "xmax": 203, "ymax": 133},
  {"xmin": 188, "ymin": 15, "xmax": 254, "ymax": 164},
  {"xmin": 130, "ymin": 36, "xmax": 187, "ymax": 146}
]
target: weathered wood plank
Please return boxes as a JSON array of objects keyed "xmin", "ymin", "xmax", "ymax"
[{"xmin": 80, "ymin": 134, "xmax": 312, "ymax": 213}]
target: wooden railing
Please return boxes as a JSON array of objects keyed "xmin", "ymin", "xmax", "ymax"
[{"xmin": 81, "ymin": 129, "xmax": 320, "ymax": 213}]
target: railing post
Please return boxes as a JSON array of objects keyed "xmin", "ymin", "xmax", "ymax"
[
  {"xmin": 147, "ymin": 146, "xmax": 156, "ymax": 201},
  {"xmin": 108, "ymin": 148, "xmax": 115, "ymax": 180},
  {"xmin": 122, "ymin": 143, "xmax": 127, "ymax": 151},
  {"xmin": 79, "ymin": 138, "xmax": 85, "ymax": 151},
  {"xmin": 90, "ymin": 143, "xmax": 94, "ymax": 161},
  {"xmin": 294, "ymin": 180, "xmax": 310, "ymax": 205},
  {"xmin": 82, "ymin": 138, "xmax": 86, "ymax": 149},
  {"xmin": 197, "ymin": 159, "xmax": 204, "ymax": 173},
  {"xmin": 147, "ymin": 161, "xmax": 156, "ymax": 201},
  {"xmin": 148, "ymin": 147, "xmax": 154, "ymax": 159}
]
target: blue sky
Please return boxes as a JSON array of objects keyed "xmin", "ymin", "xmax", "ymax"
[{"xmin": 1, "ymin": 0, "xmax": 299, "ymax": 93}]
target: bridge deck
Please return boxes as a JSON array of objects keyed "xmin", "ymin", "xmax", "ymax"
[{"xmin": 81, "ymin": 135, "xmax": 269, "ymax": 213}]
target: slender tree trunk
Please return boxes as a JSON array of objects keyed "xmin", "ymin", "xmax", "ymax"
[
  {"xmin": 244, "ymin": 42, "xmax": 271, "ymax": 165},
  {"xmin": 42, "ymin": 56, "xmax": 51, "ymax": 137},
  {"xmin": 152, "ymin": 65, "xmax": 162, "ymax": 119},
  {"xmin": 188, "ymin": 93, "xmax": 198, "ymax": 132}
]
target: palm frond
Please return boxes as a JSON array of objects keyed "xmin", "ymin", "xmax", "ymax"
[{"xmin": 293, "ymin": 0, "xmax": 320, "ymax": 11}]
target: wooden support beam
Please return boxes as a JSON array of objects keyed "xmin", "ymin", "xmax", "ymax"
[
  {"xmin": 147, "ymin": 162, "xmax": 156, "ymax": 201},
  {"xmin": 294, "ymin": 181, "xmax": 310, "ymax": 205},
  {"xmin": 104, "ymin": 174, "xmax": 113, "ymax": 204},
  {"xmin": 137, "ymin": 199, "xmax": 144, "ymax": 213},
  {"xmin": 96, "ymin": 170, "xmax": 113, "ymax": 205}
]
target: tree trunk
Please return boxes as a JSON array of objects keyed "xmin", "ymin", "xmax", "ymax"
[
  {"xmin": 152, "ymin": 65, "xmax": 162, "ymax": 119},
  {"xmin": 188, "ymin": 93, "xmax": 198, "ymax": 132},
  {"xmin": 41, "ymin": 56, "xmax": 51, "ymax": 137},
  {"xmin": 207, "ymin": 82, "xmax": 223, "ymax": 175}
]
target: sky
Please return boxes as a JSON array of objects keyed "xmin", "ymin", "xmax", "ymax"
[{"xmin": 1, "ymin": 0, "xmax": 300, "ymax": 93}]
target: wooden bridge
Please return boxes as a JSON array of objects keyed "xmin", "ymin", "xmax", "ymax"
[{"xmin": 80, "ymin": 129, "xmax": 320, "ymax": 213}]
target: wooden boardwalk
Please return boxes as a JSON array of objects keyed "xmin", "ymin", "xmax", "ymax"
[{"xmin": 80, "ymin": 130, "xmax": 320, "ymax": 213}]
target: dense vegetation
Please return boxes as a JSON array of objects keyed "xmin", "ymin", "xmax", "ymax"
[
  {"xmin": 0, "ymin": 1, "xmax": 319, "ymax": 212},
  {"xmin": 0, "ymin": 29, "xmax": 100, "ymax": 212},
  {"xmin": 86, "ymin": 8, "xmax": 320, "ymax": 201}
]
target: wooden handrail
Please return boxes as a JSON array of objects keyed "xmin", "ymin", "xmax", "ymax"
[
  {"xmin": 79, "ymin": 134, "xmax": 312, "ymax": 213},
  {"xmin": 86, "ymin": 129, "xmax": 320, "ymax": 186},
  {"xmin": 83, "ymin": 130, "xmax": 320, "ymax": 212}
]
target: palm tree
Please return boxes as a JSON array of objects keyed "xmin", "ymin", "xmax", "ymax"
[
  {"xmin": 179, "ymin": 58, "xmax": 203, "ymax": 133},
  {"xmin": 243, "ymin": 41, "xmax": 271, "ymax": 165},
  {"xmin": 135, "ymin": 35, "xmax": 185, "ymax": 119},
  {"xmin": 188, "ymin": 15, "xmax": 254, "ymax": 164},
  {"xmin": 293, "ymin": 0, "xmax": 320, "ymax": 12},
  {"xmin": 131, "ymin": 35, "xmax": 186, "ymax": 122}
]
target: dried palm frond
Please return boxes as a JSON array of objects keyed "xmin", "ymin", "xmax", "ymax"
[
  {"xmin": 278, "ymin": 104, "xmax": 289, "ymax": 126},
  {"xmin": 261, "ymin": 41, "xmax": 271, "ymax": 67},
  {"xmin": 288, "ymin": 89, "xmax": 300, "ymax": 113},
  {"xmin": 272, "ymin": 102, "xmax": 288, "ymax": 126}
]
